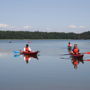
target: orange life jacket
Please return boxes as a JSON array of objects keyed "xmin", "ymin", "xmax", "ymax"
[
  {"xmin": 25, "ymin": 47, "xmax": 30, "ymax": 51},
  {"xmin": 73, "ymin": 48, "xmax": 79, "ymax": 53}
]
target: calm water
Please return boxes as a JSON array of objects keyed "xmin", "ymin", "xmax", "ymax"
[{"xmin": 0, "ymin": 40, "xmax": 90, "ymax": 90}]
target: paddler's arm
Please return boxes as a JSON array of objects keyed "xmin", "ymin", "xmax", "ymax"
[
  {"xmin": 28, "ymin": 47, "xmax": 31, "ymax": 51},
  {"xmin": 24, "ymin": 47, "xmax": 25, "ymax": 51}
]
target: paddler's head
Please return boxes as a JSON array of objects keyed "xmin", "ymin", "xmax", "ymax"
[
  {"xmin": 68, "ymin": 42, "xmax": 70, "ymax": 44},
  {"xmin": 26, "ymin": 44, "xmax": 29, "ymax": 47},
  {"xmin": 74, "ymin": 44, "xmax": 78, "ymax": 48}
]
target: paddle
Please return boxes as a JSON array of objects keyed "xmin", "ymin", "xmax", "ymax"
[
  {"xmin": 13, "ymin": 51, "xmax": 20, "ymax": 53},
  {"xmin": 83, "ymin": 59, "xmax": 90, "ymax": 61},
  {"xmin": 61, "ymin": 52, "xmax": 90, "ymax": 56},
  {"xmin": 83, "ymin": 52, "xmax": 90, "ymax": 54}
]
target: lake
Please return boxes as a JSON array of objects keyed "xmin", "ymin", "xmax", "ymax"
[{"xmin": 0, "ymin": 39, "xmax": 90, "ymax": 90}]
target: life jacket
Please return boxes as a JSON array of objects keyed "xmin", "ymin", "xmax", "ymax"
[
  {"xmin": 25, "ymin": 47, "xmax": 30, "ymax": 51},
  {"xmin": 68, "ymin": 44, "xmax": 72, "ymax": 47},
  {"xmin": 73, "ymin": 48, "xmax": 79, "ymax": 53}
]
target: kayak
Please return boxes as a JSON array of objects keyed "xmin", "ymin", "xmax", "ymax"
[
  {"xmin": 70, "ymin": 53, "xmax": 84, "ymax": 59},
  {"xmin": 20, "ymin": 51, "xmax": 39, "ymax": 56},
  {"xmin": 67, "ymin": 46, "xmax": 83, "ymax": 59}
]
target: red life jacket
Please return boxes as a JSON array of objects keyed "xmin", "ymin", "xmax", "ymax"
[
  {"xmin": 25, "ymin": 47, "xmax": 30, "ymax": 51},
  {"xmin": 68, "ymin": 44, "xmax": 72, "ymax": 47},
  {"xmin": 73, "ymin": 48, "xmax": 79, "ymax": 53}
]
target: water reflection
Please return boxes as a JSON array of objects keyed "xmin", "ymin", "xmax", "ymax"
[
  {"xmin": 24, "ymin": 54, "xmax": 38, "ymax": 64},
  {"xmin": 70, "ymin": 55, "xmax": 84, "ymax": 69},
  {"xmin": 67, "ymin": 47, "xmax": 90, "ymax": 69},
  {"xmin": 70, "ymin": 56, "xmax": 90, "ymax": 69},
  {"xmin": 14, "ymin": 54, "xmax": 39, "ymax": 64}
]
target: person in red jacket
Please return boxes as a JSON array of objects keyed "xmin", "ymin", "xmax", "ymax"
[
  {"xmin": 68, "ymin": 42, "xmax": 72, "ymax": 51},
  {"xmin": 68, "ymin": 42, "xmax": 72, "ymax": 47},
  {"xmin": 24, "ymin": 44, "xmax": 31, "ymax": 52},
  {"xmin": 72, "ymin": 44, "xmax": 79, "ymax": 54}
]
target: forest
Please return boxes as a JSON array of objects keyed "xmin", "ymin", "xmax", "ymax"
[{"xmin": 0, "ymin": 30, "xmax": 90, "ymax": 39}]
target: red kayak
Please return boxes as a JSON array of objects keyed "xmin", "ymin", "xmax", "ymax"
[
  {"xmin": 20, "ymin": 51, "xmax": 39, "ymax": 56},
  {"xmin": 70, "ymin": 53, "xmax": 84, "ymax": 59}
]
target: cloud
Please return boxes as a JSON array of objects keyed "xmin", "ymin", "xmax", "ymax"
[
  {"xmin": 0, "ymin": 24, "xmax": 10, "ymax": 28},
  {"xmin": 67, "ymin": 25, "xmax": 77, "ymax": 29},
  {"xmin": 23, "ymin": 25, "xmax": 33, "ymax": 29},
  {"xmin": 0, "ymin": 23, "xmax": 89, "ymax": 33},
  {"xmin": 79, "ymin": 26, "xmax": 86, "ymax": 29},
  {"xmin": 67, "ymin": 25, "xmax": 87, "ymax": 29},
  {"xmin": 0, "ymin": 24, "xmax": 34, "ymax": 31}
]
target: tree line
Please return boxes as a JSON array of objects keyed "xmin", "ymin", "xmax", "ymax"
[{"xmin": 0, "ymin": 30, "xmax": 90, "ymax": 39}]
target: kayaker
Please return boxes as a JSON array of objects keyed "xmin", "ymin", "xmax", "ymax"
[
  {"xmin": 68, "ymin": 42, "xmax": 72, "ymax": 47},
  {"xmin": 24, "ymin": 44, "xmax": 31, "ymax": 52},
  {"xmin": 68, "ymin": 42, "xmax": 72, "ymax": 51},
  {"xmin": 72, "ymin": 44, "xmax": 79, "ymax": 54}
]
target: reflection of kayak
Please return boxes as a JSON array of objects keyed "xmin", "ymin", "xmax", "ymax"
[
  {"xmin": 24, "ymin": 54, "xmax": 38, "ymax": 60},
  {"xmin": 20, "ymin": 51, "xmax": 39, "ymax": 56}
]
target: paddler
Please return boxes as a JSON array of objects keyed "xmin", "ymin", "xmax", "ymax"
[
  {"xmin": 68, "ymin": 42, "xmax": 72, "ymax": 51},
  {"xmin": 72, "ymin": 44, "xmax": 80, "ymax": 54},
  {"xmin": 68, "ymin": 42, "xmax": 72, "ymax": 47},
  {"xmin": 24, "ymin": 44, "xmax": 31, "ymax": 52}
]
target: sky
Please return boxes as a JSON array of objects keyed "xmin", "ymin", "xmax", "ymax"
[{"xmin": 0, "ymin": 0, "xmax": 90, "ymax": 33}]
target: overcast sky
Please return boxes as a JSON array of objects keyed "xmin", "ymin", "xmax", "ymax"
[{"xmin": 0, "ymin": 0, "xmax": 90, "ymax": 33}]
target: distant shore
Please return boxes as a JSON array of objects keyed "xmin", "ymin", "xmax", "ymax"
[{"xmin": 0, "ymin": 30, "xmax": 90, "ymax": 39}]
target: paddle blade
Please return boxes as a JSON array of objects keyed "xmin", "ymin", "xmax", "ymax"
[
  {"xmin": 13, "ymin": 51, "xmax": 20, "ymax": 53},
  {"xmin": 84, "ymin": 59, "xmax": 90, "ymax": 61},
  {"xmin": 84, "ymin": 52, "xmax": 90, "ymax": 54}
]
